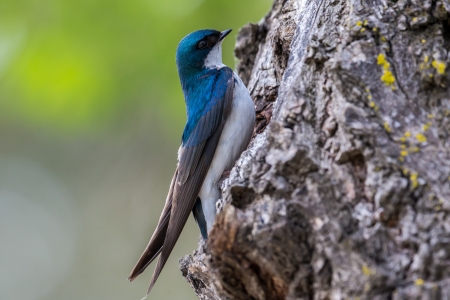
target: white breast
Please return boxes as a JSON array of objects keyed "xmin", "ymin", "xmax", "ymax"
[{"xmin": 198, "ymin": 72, "xmax": 255, "ymax": 231}]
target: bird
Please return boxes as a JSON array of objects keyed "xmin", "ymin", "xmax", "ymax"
[{"xmin": 128, "ymin": 28, "xmax": 255, "ymax": 295}]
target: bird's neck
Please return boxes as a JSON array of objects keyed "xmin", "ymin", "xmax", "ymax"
[
  {"xmin": 179, "ymin": 67, "xmax": 223, "ymax": 117},
  {"xmin": 179, "ymin": 67, "xmax": 220, "ymax": 95}
]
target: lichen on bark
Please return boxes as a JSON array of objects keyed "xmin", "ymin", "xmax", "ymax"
[{"xmin": 180, "ymin": 0, "xmax": 450, "ymax": 299}]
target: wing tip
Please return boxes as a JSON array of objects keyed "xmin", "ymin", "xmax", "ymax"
[
  {"xmin": 128, "ymin": 268, "xmax": 141, "ymax": 282},
  {"xmin": 128, "ymin": 273, "xmax": 137, "ymax": 282},
  {"xmin": 128, "ymin": 261, "xmax": 151, "ymax": 282}
]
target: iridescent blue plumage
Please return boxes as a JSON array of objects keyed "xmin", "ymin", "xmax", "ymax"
[
  {"xmin": 176, "ymin": 29, "xmax": 232, "ymax": 147},
  {"xmin": 181, "ymin": 67, "xmax": 232, "ymax": 147},
  {"xmin": 129, "ymin": 28, "xmax": 255, "ymax": 296}
]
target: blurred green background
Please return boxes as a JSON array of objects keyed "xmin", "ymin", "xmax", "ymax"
[{"xmin": 0, "ymin": 0, "xmax": 272, "ymax": 299}]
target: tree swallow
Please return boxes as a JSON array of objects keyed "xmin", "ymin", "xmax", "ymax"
[{"xmin": 128, "ymin": 29, "xmax": 255, "ymax": 295}]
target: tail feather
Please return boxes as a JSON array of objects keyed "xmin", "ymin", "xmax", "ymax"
[{"xmin": 128, "ymin": 172, "xmax": 177, "ymax": 281}]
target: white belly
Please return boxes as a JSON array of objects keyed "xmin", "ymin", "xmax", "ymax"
[{"xmin": 198, "ymin": 73, "xmax": 255, "ymax": 231}]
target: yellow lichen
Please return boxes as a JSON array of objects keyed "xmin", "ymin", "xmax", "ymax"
[
  {"xmin": 400, "ymin": 150, "xmax": 408, "ymax": 156},
  {"xmin": 360, "ymin": 28, "xmax": 366, "ymax": 32},
  {"xmin": 373, "ymin": 27, "xmax": 378, "ymax": 32},
  {"xmin": 381, "ymin": 70, "xmax": 395, "ymax": 85},
  {"xmin": 415, "ymin": 278, "xmax": 424, "ymax": 286},
  {"xmin": 422, "ymin": 122, "xmax": 432, "ymax": 131},
  {"xmin": 410, "ymin": 172, "xmax": 419, "ymax": 189},
  {"xmin": 401, "ymin": 144, "xmax": 406, "ymax": 149},
  {"xmin": 402, "ymin": 168, "xmax": 409, "ymax": 175},
  {"xmin": 377, "ymin": 53, "xmax": 388, "ymax": 66},
  {"xmin": 363, "ymin": 20, "xmax": 368, "ymax": 26},
  {"xmin": 384, "ymin": 122, "xmax": 391, "ymax": 132},
  {"xmin": 419, "ymin": 56, "xmax": 430, "ymax": 71},
  {"xmin": 377, "ymin": 53, "xmax": 395, "ymax": 86},
  {"xmin": 421, "ymin": 39, "xmax": 426, "ymax": 43},
  {"xmin": 362, "ymin": 264, "xmax": 376, "ymax": 277},
  {"xmin": 381, "ymin": 36, "xmax": 387, "ymax": 42},
  {"xmin": 432, "ymin": 60, "xmax": 446, "ymax": 75},
  {"xmin": 435, "ymin": 205, "xmax": 442, "ymax": 211},
  {"xmin": 428, "ymin": 114, "xmax": 434, "ymax": 119},
  {"xmin": 416, "ymin": 133, "xmax": 427, "ymax": 143},
  {"xmin": 369, "ymin": 101, "xmax": 375, "ymax": 107},
  {"xmin": 405, "ymin": 131, "xmax": 411, "ymax": 137},
  {"xmin": 362, "ymin": 264, "xmax": 371, "ymax": 276},
  {"xmin": 398, "ymin": 156, "xmax": 405, "ymax": 162},
  {"xmin": 400, "ymin": 137, "xmax": 406, "ymax": 142},
  {"xmin": 356, "ymin": 20, "xmax": 363, "ymax": 27},
  {"xmin": 411, "ymin": 147, "xmax": 420, "ymax": 153}
]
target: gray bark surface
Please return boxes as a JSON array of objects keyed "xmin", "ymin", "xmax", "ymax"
[{"xmin": 180, "ymin": 0, "xmax": 450, "ymax": 299}]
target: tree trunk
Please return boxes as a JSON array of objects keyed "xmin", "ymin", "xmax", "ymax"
[{"xmin": 179, "ymin": 0, "xmax": 450, "ymax": 298}]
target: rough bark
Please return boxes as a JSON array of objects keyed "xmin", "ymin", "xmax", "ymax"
[{"xmin": 180, "ymin": 0, "xmax": 450, "ymax": 298}]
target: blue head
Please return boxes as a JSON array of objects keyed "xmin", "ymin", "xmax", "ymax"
[{"xmin": 176, "ymin": 29, "xmax": 232, "ymax": 81}]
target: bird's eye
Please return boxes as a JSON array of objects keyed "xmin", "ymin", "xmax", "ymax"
[{"xmin": 197, "ymin": 40, "xmax": 208, "ymax": 49}]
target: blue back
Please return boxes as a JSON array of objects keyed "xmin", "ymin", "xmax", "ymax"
[{"xmin": 181, "ymin": 67, "xmax": 232, "ymax": 147}]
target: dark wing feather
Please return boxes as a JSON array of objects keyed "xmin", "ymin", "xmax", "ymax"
[
  {"xmin": 147, "ymin": 91, "xmax": 231, "ymax": 293},
  {"xmin": 128, "ymin": 67, "xmax": 235, "ymax": 293},
  {"xmin": 128, "ymin": 171, "xmax": 177, "ymax": 281},
  {"xmin": 178, "ymin": 69, "xmax": 231, "ymax": 184}
]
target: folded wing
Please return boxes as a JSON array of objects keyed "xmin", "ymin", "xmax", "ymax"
[{"xmin": 128, "ymin": 67, "xmax": 235, "ymax": 294}]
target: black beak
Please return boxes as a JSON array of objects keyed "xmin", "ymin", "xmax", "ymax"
[{"xmin": 219, "ymin": 29, "xmax": 232, "ymax": 41}]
